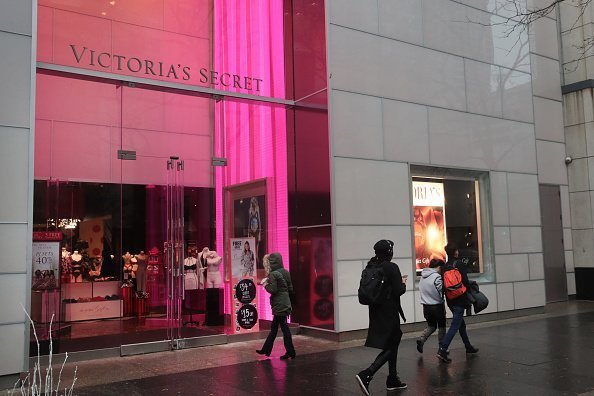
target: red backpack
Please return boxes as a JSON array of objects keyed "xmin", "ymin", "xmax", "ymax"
[{"xmin": 443, "ymin": 265, "xmax": 466, "ymax": 300}]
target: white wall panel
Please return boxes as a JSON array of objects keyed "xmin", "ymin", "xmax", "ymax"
[
  {"xmin": 494, "ymin": 226, "xmax": 511, "ymax": 254},
  {"xmin": 0, "ymin": 0, "xmax": 32, "ymax": 36},
  {"xmin": 528, "ymin": 253, "xmax": 545, "ymax": 280},
  {"xmin": 510, "ymin": 227, "xmax": 543, "ymax": 253},
  {"xmin": 501, "ymin": 69, "xmax": 534, "ymax": 123},
  {"xmin": 378, "ymin": 0, "xmax": 423, "ymax": 45},
  {"xmin": 536, "ymin": 141, "xmax": 569, "ymax": 185},
  {"xmin": 334, "ymin": 158, "xmax": 411, "ymax": 225},
  {"xmin": 567, "ymin": 272, "xmax": 576, "ymax": 295},
  {"xmin": 568, "ymin": 158, "xmax": 589, "ymax": 193},
  {"xmin": 329, "ymin": 25, "xmax": 466, "ymax": 110},
  {"xmin": 507, "ymin": 173, "xmax": 541, "ymax": 226},
  {"xmin": 465, "ymin": 59, "xmax": 502, "ymax": 118},
  {"xmin": 0, "ymin": 225, "xmax": 28, "ymax": 273},
  {"xmin": 490, "ymin": 171, "xmax": 510, "ymax": 226},
  {"xmin": 0, "ymin": 127, "xmax": 29, "ymax": 222},
  {"xmin": 335, "ymin": 225, "xmax": 413, "ymax": 262},
  {"xmin": 569, "ymin": 191, "xmax": 592, "ymax": 229},
  {"xmin": 429, "ymin": 108, "xmax": 537, "ymax": 173},
  {"xmin": 331, "ymin": 91, "xmax": 383, "ymax": 160},
  {"xmin": 531, "ymin": 54, "xmax": 562, "ymax": 101},
  {"xmin": 513, "ymin": 280, "xmax": 546, "ymax": 309},
  {"xmin": 533, "ymin": 97, "xmax": 564, "ymax": 142},
  {"xmin": 0, "ymin": 274, "xmax": 27, "ymax": 324},
  {"xmin": 529, "ymin": 16, "xmax": 560, "ymax": 60},
  {"xmin": 337, "ymin": 260, "xmax": 364, "ymax": 297},
  {"xmin": 572, "ymin": 228, "xmax": 594, "ymax": 268},
  {"xmin": 0, "ymin": 324, "xmax": 26, "ymax": 375},
  {"xmin": 565, "ymin": 249, "xmax": 574, "ymax": 272},
  {"xmin": 383, "ymin": 100, "xmax": 429, "ymax": 163},
  {"xmin": 564, "ymin": 124, "xmax": 587, "ymax": 159},
  {"xmin": 0, "ymin": 33, "xmax": 32, "ymax": 128},
  {"xmin": 337, "ymin": 295, "xmax": 368, "ymax": 331},
  {"xmin": 329, "ymin": 0, "xmax": 378, "ymax": 33},
  {"xmin": 560, "ymin": 185, "xmax": 572, "ymax": 228},
  {"xmin": 496, "ymin": 254, "xmax": 530, "ymax": 282},
  {"xmin": 497, "ymin": 282, "xmax": 515, "ymax": 311}
]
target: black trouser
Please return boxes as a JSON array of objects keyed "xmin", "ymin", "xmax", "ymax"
[
  {"xmin": 418, "ymin": 303, "xmax": 446, "ymax": 345},
  {"xmin": 368, "ymin": 328, "xmax": 402, "ymax": 376},
  {"xmin": 260, "ymin": 315, "xmax": 295, "ymax": 356}
]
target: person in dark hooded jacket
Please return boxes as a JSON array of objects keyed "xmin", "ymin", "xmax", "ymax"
[
  {"xmin": 356, "ymin": 240, "xmax": 407, "ymax": 395},
  {"xmin": 256, "ymin": 252, "xmax": 296, "ymax": 359}
]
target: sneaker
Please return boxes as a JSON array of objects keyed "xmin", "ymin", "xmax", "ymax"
[
  {"xmin": 466, "ymin": 346, "xmax": 479, "ymax": 354},
  {"xmin": 437, "ymin": 348, "xmax": 452, "ymax": 363},
  {"xmin": 355, "ymin": 369, "xmax": 373, "ymax": 396},
  {"xmin": 416, "ymin": 339, "xmax": 424, "ymax": 354},
  {"xmin": 386, "ymin": 374, "xmax": 407, "ymax": 390}
]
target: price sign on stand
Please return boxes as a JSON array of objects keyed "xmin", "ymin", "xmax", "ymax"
[
  {"xmin": 231, "ymin": 275, "xmax": 259, "ymax": 333},
  {"xmin": 32, "ymin": 241, "xmax": 60, "ymax": 289}
]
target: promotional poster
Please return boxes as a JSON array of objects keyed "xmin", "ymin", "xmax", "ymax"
[
  {"xmin": 230, "ymin": 237, "xmax": 256, "ymax": 279},
  {"xmin": 32, "ymin": 241, "xmax": 60, "ymax": 289},
  {"xmin": 412, "ymin": 181, "xmax": 447, "ymax": 273},
  {"xmin": 233, "ymin": 195, "xmax": 266, "ymax": 271}
]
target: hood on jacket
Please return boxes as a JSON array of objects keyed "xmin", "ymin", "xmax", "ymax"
[
  {"xmin": 268, "ymin": 252, "xmax": 284, "ymax": 271},
  {"xmin": 421, "ymin": 267, "xmax": 439, "ymax": 279}
]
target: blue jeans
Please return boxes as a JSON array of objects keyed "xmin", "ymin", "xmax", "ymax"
[{"xmin": 439, "ymin": 305, "xmax": 471, "ymax": 350}]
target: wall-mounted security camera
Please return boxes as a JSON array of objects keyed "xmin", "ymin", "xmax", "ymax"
[{"xmin": 565, "ymin": 156, "xmax": 573, "ymax": 165}]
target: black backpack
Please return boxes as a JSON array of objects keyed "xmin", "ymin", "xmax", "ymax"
[{"xmin": 358, "ymin": 262, "xmax": 391, "ymax": 305}]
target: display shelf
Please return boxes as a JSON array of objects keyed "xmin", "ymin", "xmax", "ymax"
[{"xmin": 61, "ymin": 280, "xmax": 122, "ymax": 321}]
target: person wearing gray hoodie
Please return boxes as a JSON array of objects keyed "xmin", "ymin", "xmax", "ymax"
[{"xmin": 416, "ymin": 259, "xmax": 446, "ymax": 354}]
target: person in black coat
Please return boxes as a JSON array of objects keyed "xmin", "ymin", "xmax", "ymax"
[
  {"xmin": 356, "ymin": 240, "xmax": 407, "ymax": 395},
  {"xmin": 437, "ymin": 243, "xmax": 479, "ymax": 363}
]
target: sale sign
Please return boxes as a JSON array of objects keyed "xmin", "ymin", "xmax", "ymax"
[{"xmin": 32, "ymin": 242, "xmax": 60, "ymax": 289}]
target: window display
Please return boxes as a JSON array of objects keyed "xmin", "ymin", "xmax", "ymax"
[{"xmin": 411, "ymin": 167, "xmax": 492, "ymax": 275}]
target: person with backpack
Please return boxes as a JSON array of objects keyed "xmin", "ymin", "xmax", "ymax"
[
  {"xmin": 416, "ymin": 258, "xmax": 446, "ymax": 354},
  {"xmin": 437, "ymin": 243, "xmax": 479, "ymax": 363},
  {"xmin": 356, "ymin": 240, "xmax": 407, "ymax": 395}
]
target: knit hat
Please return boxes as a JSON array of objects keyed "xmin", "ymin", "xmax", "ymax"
[
  {"xmin": 373, "ymin": 240, "xmax": 394, "ymax": 256},
  {"xmin": 268, "ymin": 252, "xmax": 284, "ymax": 270}
]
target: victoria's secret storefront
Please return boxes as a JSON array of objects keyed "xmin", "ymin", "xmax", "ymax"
[{"xmin": 31, "ymin": 0, "xmax": 331, "ymax": 356}]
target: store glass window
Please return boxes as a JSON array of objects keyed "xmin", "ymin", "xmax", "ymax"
[{"xmin": 411, "ymin": 166, "xmax": 493, "ymax": 279}]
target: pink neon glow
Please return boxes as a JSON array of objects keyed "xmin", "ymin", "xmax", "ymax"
[{"xmin": 214, "ymin": 0, "xmax": 287, "ymax": 322}]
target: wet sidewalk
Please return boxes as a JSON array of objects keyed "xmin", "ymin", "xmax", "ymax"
[{"xmin": 18, "ymin": 301, "xmax": 594, "ymax": 395}]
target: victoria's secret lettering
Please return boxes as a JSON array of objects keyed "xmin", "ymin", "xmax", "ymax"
[{"xmin": 69, "ymin": 44, "xmax": 263, "ymax": 92}]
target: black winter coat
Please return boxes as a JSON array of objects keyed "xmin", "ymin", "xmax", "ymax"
[{"xmin": 364, "ymin": 258, "xmax": 406, "ymax": 350}]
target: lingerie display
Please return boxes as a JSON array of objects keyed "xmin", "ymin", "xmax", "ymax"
[
  {"xmin": 71, "ymin": 251, "xmax": 83, "ymax": 283},
  {"xmin": 204, "ymin": 250, "xmax": 222, "ymax": 288},
  {"xmin": 61, "ymin": 248, "xmax": 72, "ymax": 282},
  {"xmin": 122, "ymin": 252, "xmax": 134, "ymax": 286},
  {"xmin": 184, "ymin": 256, "xmax": 200, "ymax": 290},
  {"xmin": 135, "ymin": 251, "xmax": 148, "ymax": 297}
]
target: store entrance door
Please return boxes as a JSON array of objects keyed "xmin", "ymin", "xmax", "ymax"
[{"xmin": 119, "ymin": 84, "xmax": 221, "ymax": 355}]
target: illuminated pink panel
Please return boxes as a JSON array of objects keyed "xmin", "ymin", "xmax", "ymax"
[
  {"xmin": 121, "ymin": 89, "xmax": 166, "ymax": 132},
  {"xmin": 214, "ymin": 0, "xmax": 287, "ymax": 321},
  {"xmin": 36, "ymin": 73, "xmax": 119, "ymax": 128},
  {"xmin": 39, "ymin": 0, "xmax": 164, "ymax": 29},
  {"xmin": 164, "ymin": 0, "xmax": 212, "ymax": 38},
  {"xmin": 163, "ymin": 94, "xmax": 211, "ymax": 136},
  {"xmin": 112, "ymin": 22, "xmax": 210, "ymax": 85},
  {"xmin": 52, "ymin": 10, "xmax": 112, "ymax": 68},
  {"xmin": 121, "ymin": 129, "xmax": 211, "ymax": 165},
  {"xmin": 37, "ymin": 6, "xmax": 53, "ymax": 62},
  {"xmin": 51, "ymin": 121, "xmax": 112, "ymax": 182},
  {"xmin": 34, "ymin": 120, "xmax": 52, "ymax": 179}
]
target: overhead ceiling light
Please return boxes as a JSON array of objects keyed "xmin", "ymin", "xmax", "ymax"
[{"xmin": 109, "ymin": 1, "xmax": 116, "ymax": 5}]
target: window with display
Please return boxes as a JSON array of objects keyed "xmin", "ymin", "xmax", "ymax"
[{"xmin": 411, "ymin": 167, "xmax": 493, "ymax": 276}]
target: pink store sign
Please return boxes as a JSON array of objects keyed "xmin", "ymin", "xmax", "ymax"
[{"xmin": 37, "ymin": 1, "xmax": 271, "ymax": 95}]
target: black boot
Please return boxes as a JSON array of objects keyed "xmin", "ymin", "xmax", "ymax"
[
  {"xmin": 355, "ymin": 369, "xmax": 373, "ymax": 396},
  {"xmin": 386, "ymin": 374, "xmax": 407, "ymax": 390}
]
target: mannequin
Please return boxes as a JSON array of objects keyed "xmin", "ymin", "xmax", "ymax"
[
  {"xmin": 61, "ymin": 248, "xmax": 72, "ymax": 281},
  {"xmin": 71, "ymin": 251, "xmax": 83, "ymax": 282},
  {"xmin": 122, "ymin": 251, "xmax": 134, "ymax": 285},
  {"xmin": 135, "ymin": 251, "xmax": 148, "ymax": 297},
  {"xmin": 197, "ymin": 247, "xmax": 209, "ymax": 289},
  {"xmin": 184, "ymin": 248, "xmax": 199, "ymax": 290},
  {"xmin": 204, "ymin": 250, "xmax": 222, "ymax": 288}
]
